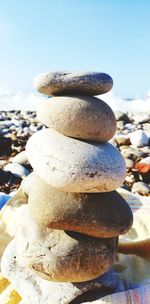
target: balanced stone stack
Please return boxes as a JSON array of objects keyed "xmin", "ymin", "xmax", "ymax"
[{"xmin": 1, "ymin": 72, "xmax": 133, "ymax": 303}]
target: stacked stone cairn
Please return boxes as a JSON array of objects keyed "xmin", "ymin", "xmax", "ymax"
[{"xmin": 1, "ymin": 72, "xmax": 133, "ymax": 303}]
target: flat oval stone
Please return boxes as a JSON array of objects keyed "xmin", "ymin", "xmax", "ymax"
[
  {"xmin": 15, "ymin": 206, "xmax": 118, "ymax": 282},
  {"xmin": 26, "ymin": 129, "xmax": 126, "ymax": 192},
  {"xmin": 36, "ymin": 96, "xmax": 116, "ymax": 142},
  {"xmin": 33, "ymin": 72, "xmax": 113, "ymax": 96},
  {"xmin": 28, "ymin": 174, "xmax": 133, "ymax": 238}
]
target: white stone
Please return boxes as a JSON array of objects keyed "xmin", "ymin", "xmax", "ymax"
[
  {"xmin": 129, "ymin": 130, "xmax": 149, "ymax": 147},
  {"xmin": 125, "ymin": 159, "xmax": 134, "ymax": 169},
  {"xmin": 4, "ymin": 163, "xmax": 30, "ymax": 178},
  {"xmin": 26, "ymin": 129, "xmax": 126, "ymax": 192},
  {"xmin": 0, "ymin": 120, "xmax": 12, "ymax": 127},
  {"xmin": 11, "ymin": 151, "xmax": 29, "ymax": 165},
  {"xmin": 132, "ymin": 182, "xmax": 150, "ymax": 195},
  {"xmin": 125, "ymin": 123, "xmax": 134, "ymax": 130},
  {"xmin": 140, "ymin": 157, "xmax": 150, "ymax": 164},
  {"xmin": 134, "ymin": 114, "xmax": 150, "ymax": 124}
]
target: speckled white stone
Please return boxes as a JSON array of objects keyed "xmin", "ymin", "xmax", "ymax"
[{"xmin": 26, "ymin": 129, "xmax": 126, "ymax": 192}]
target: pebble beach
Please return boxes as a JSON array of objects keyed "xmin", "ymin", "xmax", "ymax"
[{"xmin": 0, "ymin": 108, "xmax": 150, "ymax": 204}]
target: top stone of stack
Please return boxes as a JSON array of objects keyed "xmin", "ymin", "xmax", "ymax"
[{"xmin": 33, "ymin": 71, "xmax": 113, "ymax": 96}]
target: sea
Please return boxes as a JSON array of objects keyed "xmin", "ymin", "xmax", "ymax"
[{"xmin": 0, "ymin": 83, "xmax": 150, "ymax": 113}]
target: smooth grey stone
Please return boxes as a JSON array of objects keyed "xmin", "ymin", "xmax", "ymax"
[
  {"xmin": 26, "ymin": 129, "xmax": 126, "ymax": 192},
  {"xmin": 36, "ymin": 96, "xmax": 116, "ymax": 142},
  {"xmin": 33, "ymin": 71, "xmax": 113, "ymax": 96}
]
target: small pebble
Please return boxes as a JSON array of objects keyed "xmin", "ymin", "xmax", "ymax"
[
  {"xmin": 117, "ymin": 121, "xmax": 124, "ymax": 130},
  {"xmin": 119, "ymin": 145, "xmax": 130, "ymax": 151},
  {"xmin": 132, "ymin": 181, "xmax": 150, "ymax": 195},
  {"xmin": 125, "ymin": 159, "xmax": 134, "ymax": 169},
  {"xmin": 4, "ymin": 163, "xmax": 30, "ymax": 178},
  {"xmin": 121, "ymin": 147, "xmax": 144, "ymax": 160},
  {"xmin": 125, "ymin": 175, "xmax": 135, "ymax": 184},
  {"xmin": 115, "ymin": 111, "xmax": 130, "ymax": 122},
  {"xmin": 125, "ymin": 123, "xmax": 134, "ymax": 131},
  {"xmin": 129, "ymin": 130, "xmax": 149, "ymax": 147},
  {"xmin": 11, "ymin": 151, "xmax": 29, "ymax": 165},
  {"xmin": 140, "ymin": 157, "xmax": 150, "ymax": 164},
  {"xmin": 114, "ymin": 135, "xmax": 130, "ymax": 146}
]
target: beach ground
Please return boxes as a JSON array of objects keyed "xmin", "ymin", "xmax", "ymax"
[{"xmin": 0, "ymin": 110, "xmax": 150, "ymax": 197}]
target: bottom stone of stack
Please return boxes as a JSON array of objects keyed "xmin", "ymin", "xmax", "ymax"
[
  {"xmin": 1, "ymin": 240, "xmax": 122, "ymax": 304},
  {"xmin": 12, "ymin": 206, "xmax": 118, "ymax": 283}
]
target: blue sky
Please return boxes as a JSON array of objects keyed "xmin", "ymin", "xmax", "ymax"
[{"xmin": 0, "ymin": 0, "xmax": 150, "ymax": 98}]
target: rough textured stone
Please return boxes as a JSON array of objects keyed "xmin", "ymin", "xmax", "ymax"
[
  {"xmin": 26, "ymin": 129, "xmax": 126, "ymax": 192},
  {"xmin": 1, "ymin": 240, "xmax": 119, "ymax": 304},
  {"xmin": 28, "ymin": 174, "xmax": 133, "ymax": 238},
  {"xmin": 14, "ymin": 206, "xmax": 118, "ymax": 282},
  {"xmin": 33, "ymin": 72, "xmax": 113, "ymax": 96},
  {"xmin": 36, "ymin": 96, "xmax": 116, "ymax": 142}
]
